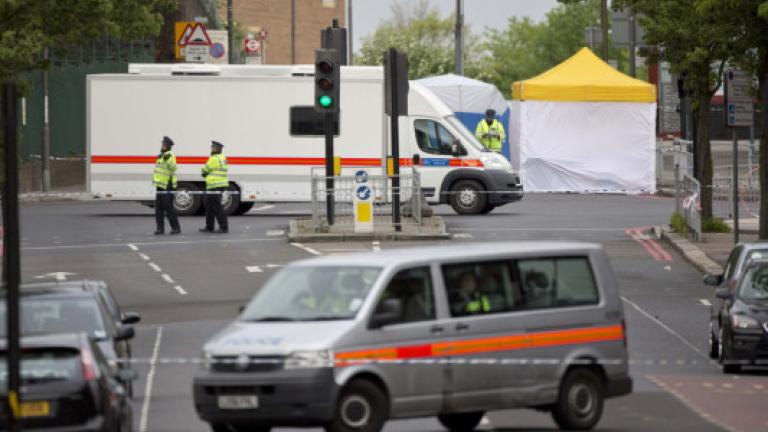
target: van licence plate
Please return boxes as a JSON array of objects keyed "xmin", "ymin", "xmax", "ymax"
[
  {"xmin": 20, "ymin": 401, "xmax": 50, "ymax": 417},
  {"xmin": 218, "ymin": 395, "xmax": 259, "ymax": 410}
]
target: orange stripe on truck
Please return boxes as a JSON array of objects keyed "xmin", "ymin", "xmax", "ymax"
[{"xmin": 90, "ymin": 155, "xmax": 469, "ymax": 167}]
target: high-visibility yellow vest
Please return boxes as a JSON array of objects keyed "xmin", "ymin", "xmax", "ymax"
[
  {"xmin": 202, "ymin": 154, "xmax": 229, "ymax": 189},
  {"xmin": 475, "ymin": 119, "xmax": 506, "ymax": 151},
  {"xmin": 465, "ymin": 294, "xmax": 491, "ymax": 313},
  {"xmin": 153, "ymin": 151, "xmax": 178, "ymax": 189}
]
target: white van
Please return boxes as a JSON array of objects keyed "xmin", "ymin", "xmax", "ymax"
[
  {"xmin": 87, "ymin": 64, "xmax": 522, "ymax": 215},
  {"xmin": 193, "ymin": 242, "xmax": 632, "ymax": 432}
]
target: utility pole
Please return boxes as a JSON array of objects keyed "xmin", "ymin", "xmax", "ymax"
[
  {"xmin": 628, "ymin": 12, "xmax": 636, "ymax": 78},
  {"xmin": 291, "ymin": 0, "xmax": 296, "ymax": 64},
  {"xmin": 42, "ymin": 47, "xmax": 51, "ymax": 191},
  {"xmin": 227, "ymin": 0, "xmax": 234, "ymax": 64},
  {"xmin": 347, "ymin": 0, "xmax": 354, "ymax": 65},
  {"xmin": 3, "ymin": 82, "xmax": 22, "ymax": 432},
  {"xmin": 454, "ymin": 0, "xmax": 464, "ymax": 75},
  {"xmin": 600, "ymin": 0, "xmax": 609, "ymax": 60}
]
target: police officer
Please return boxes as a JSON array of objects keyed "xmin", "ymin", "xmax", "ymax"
[
  {"xmin": 199, "ymin": 140, "xmax": 229, "ymax": 233},
  {"xmin": 454, "ymin": 272, "xmax": 490, "ymax": 314},
  {"xmin": 153, "ymin": 136, "xmax": 181, "ymax": 235},
  {"xmin": 475, "ymin": 108, "xmax": 506, "ymax": 153}
]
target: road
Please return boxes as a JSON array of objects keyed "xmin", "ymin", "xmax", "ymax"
[{"xmin": 18, "ymin": 194, "xmax": 768, "ymax": 432}]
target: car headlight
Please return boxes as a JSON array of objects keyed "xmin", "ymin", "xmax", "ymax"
[
  {"xmin": 731, "ymin": 314, "xmax": 759, "ymax": 330},
  {"xmin": 479, "ymin": 154, "xmax": 510, "ymax": 170},
  {"xmin": 284, "ymin": 350, "xmax": 334, "ymax": 370}
]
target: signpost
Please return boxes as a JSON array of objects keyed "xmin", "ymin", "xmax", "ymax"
[
  {"xmin": 384, "ymin": 48, "xmax": 408, "ymax": 232},
  {"xmin": 724, "ymin": 69, "xmax": 754, "ymax": 244},
  {"xmin": 353, "ymin": 171, "xmax": 373, "ymax": 233}
]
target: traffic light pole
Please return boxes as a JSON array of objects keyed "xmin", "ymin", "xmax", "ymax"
[
  {"xmin": 3, "ymin": 82, "xmax": 22, "ymax": 432},
  {"xmin": 325, "ymin": 112, "xmax": 335, "ymax": 226},
  {"xmin": 387, "ymin": 49, "xmax": 402, "ymax": 232}
]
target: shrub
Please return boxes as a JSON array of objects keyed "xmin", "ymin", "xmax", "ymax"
[
  {"xmin": 702, "ymin": 217, "xmax": 731, "ymax": 233},
  {"xmin": 670, "ymin": 212, "xmax": 687, "ymax": 236}
]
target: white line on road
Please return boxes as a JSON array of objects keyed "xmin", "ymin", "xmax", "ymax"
[
  {"xmin": 291, "ymin": 242, "xmax": 322, "ymax": 256},
  {"xmin": 127, "ymin": 243, "xmax": 139, "ymax": 251},
  {"xmin": 253, "ymin": 205, "xmax": 275, "ymax": 211},
  {"xmin": 266, "ymin": 264, "xmax": 282, "ymax": 268},
  {"xmin": 139, "ymin": 253, "xmax": 150, "ymax": 260},
  {"xmin": 25, "ymin": 238, "xmax": 282, "ymax": 251},
  {"xmin": 139, "ymin": 326, "xmax": 163, "ymax": 432},
  {"xmin": 449, "ymin": 227, "xmax": 626, "ymax": 232},
  {"xmin": 322, "ymin": 248, "xmax": 370, "ymax": 252},
  {"xmin": 372, "ymin": 241, "xmax": 381, "ymax": 252},
  {"xmin": 161, "ymin": 274, "xmax": 175, "ymax": 284},
  {"xmin": 148, "ymin": 263, "xmax": 162, "ymax": 273},
  {"xmin": 621, "ymin": 296, "xmax": 707, "ymax": 359},
  {"xmin": 452, "ymin": 233, "xmax": 474, "ymax": 239},
  {"xmin": 699, "ymin": 299, "xmax": 712, "ymax": 307},
  {"xmin": 266, "ymin": 229, "xmax": 285, "ymax": 237},
  {"xmin": 246, "ymin": 266, "xmax": 263, "ymax": 273},
  {"xmin": 173, "ymin": 286, "xmax": 188, "ymax": 295}
]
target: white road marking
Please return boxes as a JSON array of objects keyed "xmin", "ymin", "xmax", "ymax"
[
  {"xmin": 253, "ymin": 205, "xmax": 275, "ymax": 211},
  {"xmin": 139, "ymin": 253, "xmax": 150, "ymax": 260},
  {"xmin": 266, "ymin": 264, "xmax": 282, "ymax": 268},
  {"xmin": 452, "ymin": 233, "xmax": 474, "ymax": 239},
  {"xmin": 246, "ymin": 266, "xmax": 263, "ymax": 273},
  {"xmin": 449, "ymin": 227, "xmax": 625, "ymax": 232},
  {"xmin": 148, "ymin": 263, "xmax": 162, "ymax": 272},
  {"xmin": 321, "ymin": 248, "xmax": 370, "ymax": 252},
  {"xmin": 173, "ymin": 285, "xmax": 188, "ymax": 295},
  {"xmin": 139, "ymin": 327, "xmax": 163, "ymax": 432},
  {"xmin": 161, "ymin": 274, "xmax": 175, "ymax": 284},
  {"xmin": 266, "ymin": 229, "xmax": 285, "ymax": 237},
  {"xmin": 127, "ymin": 243, "xmax": 139, "ymax": 251},
  {"xmin": 622, "ymin": 296, "xmax": 707, "ymax": 359},
  {"xmin": 291, "ymin": 242, "xmax": 322, "ymax": 256},
  {"xmin": 372, "ymin": 241, "xmax": 381, "ymax": 252},
  {"xmin": 25, "ymin": 237, "xmax": 282, "ymax": 251},
  {"xmin": 699, "ymin": 299, "xmax": 712, "ymax": 306},
  {"xmin": 34, "ymin": 272, "xmax": 77, "ymax": 281}
]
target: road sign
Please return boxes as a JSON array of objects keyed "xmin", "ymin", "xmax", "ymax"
[
  {"xmin": 175, "ymin": 21, "xmax": 195, "ymax": 59},
  {"xmin": 245, "ymin": 38, "xmax": 261, "ymax": 53},
  {"xmin": 186, "ymin": 45, "xmax": 210, "ymax": 63},
  {"xmin": 207, "ymin": 30, "xmax": 228, "ymax": 64},
  {"xmin": 724, "ymin": 69, "xmax": 754, "ymax": 128},
  {"xmin": 185, "ymin": 23, "xmax": 211, "ymax": 46},
  {"xmin": 353, "ymin": 180, "xmax": 373, "ymax": 233}
]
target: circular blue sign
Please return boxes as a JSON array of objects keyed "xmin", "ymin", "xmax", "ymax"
[
  {"xmin": 354, "ymin": 170, "xmax": 369, "ymax": 183},
  {"xmin": 356, "ymin": 185, "xmax": 371, "ymax": 201},
  {"xmin": 210, "ymin": 43, "xmax": 225, "ymax": 59}
]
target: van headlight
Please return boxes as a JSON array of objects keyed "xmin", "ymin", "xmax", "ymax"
[
  {"xmin": 479, "ymin": 153, "xmax": 510, "ymax": 170},
  {"xmin": 731, "ymin": 314, "xmax": 759, "ymax": 330},
  {"xmin": 284, "ymin": 350, "xmax": 334, "ymax": 369}
]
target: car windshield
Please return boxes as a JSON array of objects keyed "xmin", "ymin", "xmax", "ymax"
[
  {"xmin": 738, "ymin": 264, "xmax": 768, "ymax": 300},
  {"xmin": 0, "ymin": 297, "xmax": 108, "ymax": 339},
  {"xmin": 446, "ymin": 115, "xmax": 488, "ymax": 152},
  {"xmin": 0, "ymin": 349, "xmax": 82, "ymax": 384},
  {"xmin": 241, "ymin": 266, "xmax": 382, "ymax": 321}
]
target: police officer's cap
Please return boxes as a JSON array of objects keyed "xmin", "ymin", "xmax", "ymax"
[
  {"xmin": 162, "ymin": 136, "xmax": 174, "ymax": 147},
  {"xmin": 211, "ymin": 140, "xmax": 224, "ymax": 148},
  {"xmin": 485, "ymin": 109, "xmax": 496, "ymax": 117}
]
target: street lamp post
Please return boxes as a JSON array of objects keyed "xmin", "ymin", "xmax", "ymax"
[{"xmin": 454, "ymin": 0, "xmax": 464, "ymax": 75}]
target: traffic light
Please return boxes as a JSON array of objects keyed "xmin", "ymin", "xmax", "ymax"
[{"xmin": 314, "ymin": 48, "xmax": 340, "ymax": 113}]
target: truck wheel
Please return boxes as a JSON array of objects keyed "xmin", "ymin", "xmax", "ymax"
[
  {"xmin": 551, "ymin": 368, "xmax": 604, "ymax": 431},
  {"xmin": 325, "ymin": 379, "xmax": 388, "ymax": 432},
  {"xmin": 173, "ymin": 183, "xmax": 202, "ymax": 216},
  {"xmin": 437, "ymin": 412, "xmax": 484, "ymax": 431},
  {"xmin": 234, "ymin": 201, "xmax": 255, "ymax": 215},
  {"xmin": 449, "ymin": 180, "xmax": 487, "ymax": 215},
  {"xmin": 222, "ymin": 185, "xmax": 241, "ymax": 215}
]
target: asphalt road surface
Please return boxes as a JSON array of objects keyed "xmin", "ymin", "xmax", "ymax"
[{"xmin": 17, "ymin": 194, "xmax": 768, "ymax": 432}]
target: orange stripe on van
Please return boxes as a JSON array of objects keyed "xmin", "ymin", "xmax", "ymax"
[
  {"xmin": 335, "ymin": 324, "xmax": 623, "ymax": 366},
  {"xmin": 91, "ymin": 155, "xmax": 417, "ymax": 167}
]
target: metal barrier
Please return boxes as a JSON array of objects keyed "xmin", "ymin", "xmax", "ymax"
[
  {"xmin": 677, "ymin": 172, "xmax": 702, "ymax": 241},
  {"xmin": 713, "ymin": 163, "xmax": 761, "ymax": 220},
  {"xmin": 310, "ymin": 167, "xmax": 423, "ymax": 231},
  {"xmin": 656, "ymin": 140, "xmax": 693, "ymax": 187}
]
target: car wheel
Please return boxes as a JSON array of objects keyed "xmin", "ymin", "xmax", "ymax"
[
  {"xmin": 708, "ymin": 321, "xmax": 719, "ymax": 359},
  {"xmin": 437, "ymin": 412, "xmax": 484, "ymax": 431},
  {"xmin": 449, "ymin": 180, "xmax": 487, "ymax": 215},
  {"xmin": 173, "ymin": 183, "xmax": 202, "ymax": 216},
  {"xmin": 551, "ymin": 368, "xmax": 604, "ymax": 431},
  {"xmin": 325, "ymin": 379, "xmax": 388, "ymax": 432},
  {"xmin": 719, "ymin": 327, "xmax": 741, "ymax": 374}
]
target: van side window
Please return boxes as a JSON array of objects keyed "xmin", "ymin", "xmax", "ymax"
[
  {"xmin": 517, "ymin": 257, "xmax": 599, "ymax": 309},
  {"xmin": 375, "ymin": 267, "xmax": 435, "ymax": 324},
  {"xmin": 442, "ymin": 261, "xmax": 522, "ymax": 317},
  {"xmin": 414, "ymin": 119, "xmax": 455, "ymax": 155}
]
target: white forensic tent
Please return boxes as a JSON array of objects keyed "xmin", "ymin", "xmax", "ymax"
[
  {"xmin": 416, "ymin": 74, "xmax": 512, "ymax": 160},
  {"xmin": 510, "ymin": 48, "xmax": 657, "ymax": 193}
]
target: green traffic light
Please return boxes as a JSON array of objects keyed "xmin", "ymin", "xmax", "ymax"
[{"xmin": 318, "ymin": 95, "xmax": 333, "ymax": 107}]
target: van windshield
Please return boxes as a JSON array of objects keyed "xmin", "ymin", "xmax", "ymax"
[
  {"xmin": 446, "ymin": 116, "xmax": 488, "ymax": 153},
  {"xmin": 241, "ymin": 266, "xmax": 382, "ymax": 321}
]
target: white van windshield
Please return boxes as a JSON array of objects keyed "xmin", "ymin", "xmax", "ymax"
[
  {"xmin": 446, "ymin": 116, "xmax": 488, "ymax": 153},
  {"xmin": 241, "ymin": 266, "xmax": 382, "ymax": 321}
]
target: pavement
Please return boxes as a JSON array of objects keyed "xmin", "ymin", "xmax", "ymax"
[{"xmin": 14, "ymin": 194, "xmax": 768, "ymax": 432}]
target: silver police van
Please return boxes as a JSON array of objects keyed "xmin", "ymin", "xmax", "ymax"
[{"xmin": 193, "ymin": 242, "xmax": 631, "ymax": 432}]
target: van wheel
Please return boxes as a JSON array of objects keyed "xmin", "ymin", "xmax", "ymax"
[
  {"xmin": 173, "ymin": 183, "xmax": 202, "ymax": 216},
  {"xmin": 222, "ymin": 184, "xmax": 241, "ymax": 215},
  {"xmin": 551, "ymin": 368, "xmax": 604, "ymax": 431},
  {"xmin": 234, "ymin": 202, "xmax": 255, "ymax": 215},
  {"xmin": 325, "ymin": 380, "xmax": 388, "ymax": 432},
  {"xmin": 449, "ymin": 180, "xmax": 487, "ymax": 215},
  {"xmin": 437, "ymin": 412, "xmax": 484, "ymax": 431}
]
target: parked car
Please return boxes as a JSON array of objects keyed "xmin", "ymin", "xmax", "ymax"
[
  {"xmin": 0, "ymin": 333, "xmax": 136, "ymax": 431},
  {"xmin": 0, "ymin": 283, "xmax": 137, "ymax": 395},
  {"xmin": 707, "ymin": 258, "xmax": 768, "ymax": 373},
  {"xmin": 194, "ymin": 242, "xmax": 631, "ymax": 432}
]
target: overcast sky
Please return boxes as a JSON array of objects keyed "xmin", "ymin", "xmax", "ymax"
[{"xmin": 349, "ymin": 0, "xmax": 560, "ymax": 53}]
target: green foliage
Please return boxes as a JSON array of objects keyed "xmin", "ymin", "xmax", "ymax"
[
  {"xmin": 702, "ymin": 217, "xmax": 732, "ymax": 233},
  {"xmin": 670, "ymin": 212, "xmax": 688, "ymax": 236}
]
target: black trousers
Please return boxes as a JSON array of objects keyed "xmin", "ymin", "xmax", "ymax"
[
  {"xmin": 155, "ymin": 186, "xmax": 180, "ymax": 232},
  {"xmin": 204, "ymin": 187, "xmax": 228, "ymax": 230}
]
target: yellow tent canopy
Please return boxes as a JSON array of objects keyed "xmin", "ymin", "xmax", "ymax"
[{"xmin": 512, "ymin": 47, "xmax": 656, "ymax": 103}]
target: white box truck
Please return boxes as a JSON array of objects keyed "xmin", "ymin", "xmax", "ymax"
[{"xmin": 87, "ymin": 63, "xmax": 522, "ymax": 215}]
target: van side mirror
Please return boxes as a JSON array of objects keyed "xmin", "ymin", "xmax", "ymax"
[
  {"xmin": 703, "ymin": 273, "xmax": 723, "ymax": 286},
  {"xmin": 115, "ymin": 326, "xmax": 135, "ymax": 341},
  {"xmin": 715, "ymin": 287, "xmax": 732, "ymax": 300},
  {"xmin": 238, "ymin": 305, "xmax": 246, "ymax": 314},
  {"xmin": 451, "ymin": 141, "xmax": 467, "ymax": 157},
  {"xmin": 369, "ymin": 299, "xmax": 402, "ymax": 329},
  {"xmin": 121, "ymin": 311, "xmax": 141, "ymax": 325}
]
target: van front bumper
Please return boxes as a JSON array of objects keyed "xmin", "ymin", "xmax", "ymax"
[
  {"xmin": 193, "ymin": 368, "xmax": 338, "ymax": 427},
  {"xmin": 486, "ymin": 169, "xmax": 524, "ymax": 205}
]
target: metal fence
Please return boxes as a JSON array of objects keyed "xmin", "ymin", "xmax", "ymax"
[
  {"xmin": 713, "ymin": 163, "xmax": 761, "ymax": 220},
  {"xmin": 656, "ymin": 139, "xmax": 693, "ymax": 187},
  {"xmin": 676, "ymin": 173, "xmax": 702, "ymax": 241},
  {"xmin": 310, "ymin": 167, "xmax": 424, "ymax": 231}
]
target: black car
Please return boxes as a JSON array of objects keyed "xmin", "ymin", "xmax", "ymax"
[
  {"xmin": 0, "ymin": 333, "xmax": 136, "ymax": 431},
  {"xmin": 0, "ymin": 284, "xmax": 137, "ymax": 394},
  {"xmin": 708, "ymin": 258, "xmax": 768, "ymax": 373}
]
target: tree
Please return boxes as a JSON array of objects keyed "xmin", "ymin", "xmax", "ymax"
[
  {"xmin": 558, "ymin": 0, "xmax": 610, "ymax": 60},
  {"xmin": 0, "ymin": 0, "xmax": 176, "ymax": 82},
  {"xmin": 355, "ymin": 0, "xmax": 483, "ymax": 79},
  {"xmin": 617, "ymin": 0, "xmax": 734, "ymax": 220}
]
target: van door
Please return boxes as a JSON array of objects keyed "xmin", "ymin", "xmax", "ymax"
[
  {"xmin": 439, "ymin": 260, "xmax": 535, "ymax": 412},
  {"xmin": 411, "ymin": 118, "xmax": 463, "ymax": 202},
  {"xmin": 365, "ymin": 266, "xmax": 451, "ymax": 417}
]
